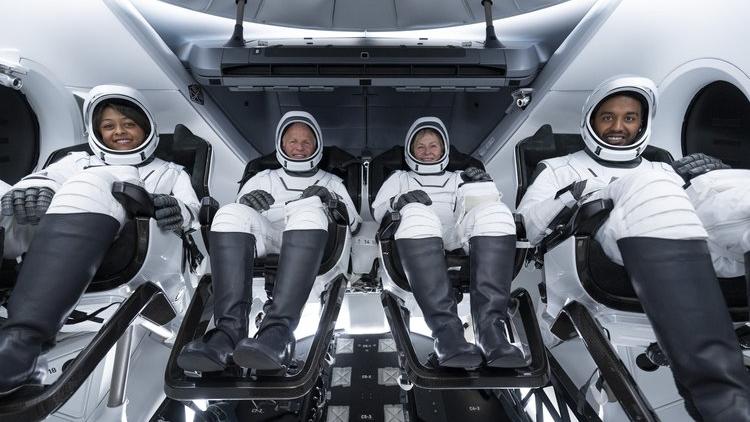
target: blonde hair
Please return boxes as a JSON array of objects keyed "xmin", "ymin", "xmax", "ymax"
[{"xmin": 410, "ymin": 128, "xmax": 444, "ymax": 155}]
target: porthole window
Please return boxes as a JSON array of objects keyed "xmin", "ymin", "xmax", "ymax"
[
  {"xmin": 0, "ymin": 86, "xmax": 40, "ymax": 184},
  {"xmin": 683, "ymin": 81, "xmax": 750, "ymax": 169}
]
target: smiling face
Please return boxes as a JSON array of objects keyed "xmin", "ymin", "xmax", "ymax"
[
  {"xmin": 98, "ymin": 106, "xmax": 147, "ymax": 151},
  {"xmin": 281, "ymin": 122, "xmax": 317, "ymax": 159},
  {"xmin": 592, "ymin": 94, "xmax": 643, "ymax": 146},
  {"xmin": 411, "ymin": 129, "xmax": 445, "ymax": 163}
]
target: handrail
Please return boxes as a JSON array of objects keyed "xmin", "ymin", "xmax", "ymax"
[{"xmin": 0, "ymin": 282, "xmax": 172, "ymax": 421}]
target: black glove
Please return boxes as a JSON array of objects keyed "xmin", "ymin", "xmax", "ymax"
[
  {"xmin": 391, "ymin": 190, "xmax": 432, "ymax": 211},
  {"xmin": 460, "ymin": 167, "xmax": 493, "ymax": 183},
  {"xmin": 671, "ymin": 153, "xmax": 730, "ymax": 183},
  {"xmin": 1, "ymin": 187, "xmax": 55, "ymax": 225},
  {"xmin": 300, "ymin": 185, "xmax": 338, "ymax": 207},
  {"xmin": 239, "ymin": 189, "xmax": 274, "ymax": 212},
  {"xmin": 152, "ymin": 194, "xmax": 184, "ymax": 230}
]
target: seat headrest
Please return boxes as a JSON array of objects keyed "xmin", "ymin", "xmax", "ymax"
[
  {"xmin": 368, "ymin": 145, "xmax": 484, "ymax": 209},
  {"xmin": 158, "ymin": 124, "xmax": 212, "ymax": 198},
  {"xmin": 514, "ymin": 124, "xmax": 674, "ymax": 206},
  {"xmin": 238, "ymin": 146, "xmax": 361, "ymax": 212},
  {"xmin": 43, "ymin": 124, "xmax": 212, "ymax": 198}
]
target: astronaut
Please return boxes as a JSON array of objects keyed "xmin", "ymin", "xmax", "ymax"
[
  {"xmin": 372, "ymin": 117, "xmax": 525, "ymax": 369},
  {"xmin": 177, "ymin": 111, "xmax": 361, "ymax": 372},
  {"xmin": 517, "ymin": 76, "xmax": 750, "ymax": 421},
  {"xmin": 0, "ymin": 85, "xmax": 200, "ymax": 396}
]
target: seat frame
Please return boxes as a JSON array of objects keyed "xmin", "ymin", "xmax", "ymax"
[{"xmin": 369, "ymin": 146, "xmax": 546, "ymax": 389}]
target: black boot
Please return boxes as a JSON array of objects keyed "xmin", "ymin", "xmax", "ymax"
[
  {"xmin": 177, "ymin": 232, "xmax": 255, "ymax": 372},
  {"xmin": 396, "ymin": 237, "xmax": 483, "ymax": 369},
  {"xmin": 0, "ymin": 213, "xmax": 119, "ymax": 396},
  {"xmin": 233, "ymin": 230, "xmax": 327, "ymax": 370},
  {"xmin": 618, "ymin": 237, "xmax": 750, "ymax": 422},
  {"xmin": 469, "ymin": 236, "xmax": 526, "ymax": 368}
]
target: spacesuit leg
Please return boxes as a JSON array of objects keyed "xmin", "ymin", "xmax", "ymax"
[
  {"xmin": 458, "ymin": 192, "xmax": 525, "ymax": 367},
  {"xmin": 177, "ymin": 203, "xmax": 272, "ymax": 372},
  {"xmin": 233, "ymin": 196, "xmax": 329, "ymax": 370},
  {"xmin": 686, "ymin": 169, "xmax": 750, "ymax": 278},
  {"xmin": 595, "ymin": 170, "xmax": 750, "ymax": 421},
  {"xmin": 0, "ymin": 167, "xmax": 135, "ymax": 395},
  {"xmin": 393, "ymin": 202, "xmax": 483, "ymax": 368}
]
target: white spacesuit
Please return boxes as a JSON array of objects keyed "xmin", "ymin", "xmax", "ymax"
[
  {"xmin": 1, "ymin": 146, "xmax": 199, "ymax": 259},
  {"xmin": 372, "ymin": 117, "xmax": 525, "ymax": 368},
  {"xmin": 0, "ymin": 85, "xmax": 200, "ymax": 396},
  {"xmin": 178, "ymin": 111, "xmax": 360, "ymax": 373},
  {"xmin": 518, "ymin": 76, "xmax": 750, "ymax": 421},
  {"xmin": 683, "ymin": 168, "xmax": 750, "ymax": 277}
]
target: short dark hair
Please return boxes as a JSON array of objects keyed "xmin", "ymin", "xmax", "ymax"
[
  {"xmin": 590, "ymin": 91, "xmax": 648, "ymax": 128},
  {"xmin": 92, "ymin": 99, "xmax": 151, "ymax": 140}
]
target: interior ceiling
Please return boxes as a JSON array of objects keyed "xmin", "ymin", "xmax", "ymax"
[
  {"xmin": 206, "ymin": 87, "xmax": 513, "ymax": 157},
  {"xmin": 159, "ymin": 0, "xmax": 571, "ymax": 31}
]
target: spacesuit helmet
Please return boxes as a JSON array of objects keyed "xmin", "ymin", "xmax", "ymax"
[
  {"xmin": 581, "ymin": 76, "xmax": 657, "ymax": 162},
  {"xmin": 404, "ymin": 116, "xmax": 450, "ymax": 174},
  {"xmin": 84, "ymin": 84, "xmax": 158, "ymax": 166},
  {"xmin": 275, "ymin": 111, "xmax": 324, "ymax": 172}
]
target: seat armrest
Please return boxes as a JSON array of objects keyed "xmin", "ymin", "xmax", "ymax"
[
  {"xmin": 199, "ymin": 196, "xmax": 219, "ymax": 226},
  {"xmin": 376, "ymin": 212, "xmax": 400, "ymax": 242},
  {"xmin": 572, "ymin": 199, "xmax": 614, "ymax": 236},
  {"xmin": 538, "ymin": 199, "xmax": 614, "ymax": 254},
  {"xmin": 328, "ymin": 201, "xmax": 349, "ymax": 227},
  {"xmin": 514, "ymin": 213, "xmax": 532, "ymax": 249},
  {"xmin": 112, "ymin": 182, "xmax": 154, "ymax": 218}
]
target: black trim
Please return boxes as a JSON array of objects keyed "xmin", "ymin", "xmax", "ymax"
[
  {"xmin": 164, "ymin": 274, "xmax": 346, "ymax": 400},
  {"xmin": 0, "ymin": 282, "xmax": 173, "ymax": 421},
  {"xmin": 583, "ymin": 148, "xmax": 642, "ymax": 168}
]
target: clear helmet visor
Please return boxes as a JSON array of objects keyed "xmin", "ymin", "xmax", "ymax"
[
  {"xmin": 581, "ymin": 76, "xmax": 657, "ymax": 162},
  {"xmin": 275, "ymin": 111, "xmax": 323, "ymax": 172},
  {"xmin": 404, "ymin": 117, "xmax": 450, "ymax": 174},
  {"xmin": 84, "ymin": 85, "xmax": 158, "ymax": 165}
]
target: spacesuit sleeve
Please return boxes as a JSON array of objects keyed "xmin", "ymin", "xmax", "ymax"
[
  {"xmin": 516, "ymin": 163, "xmax": 568, "ymax": 245},
  {"xmin": 171, "ymin": 169, "xmax": 201, "ymax": 230},
  {"xmin": 371, "ymin": 172, "xmax": 404, "ymax": 224},
  {"xmin": 329, "ymin": 179, "xmax": 362, "ymax": 231},
  {"xmin": 10, "ymin": 152, "xmax": 89, "ymax": 192}
]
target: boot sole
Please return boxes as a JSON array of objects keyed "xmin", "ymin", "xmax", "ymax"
[
  {"xmin": 177, "ymin": 352, "xmax": 227, "ymax": 373},
  {"xmin": 439, "ymin": 353, "xmax": 484, "ymax": 369},
  {"xmin": 233, "ymin": 344, "xmax": 286, "ymax": 371},
  {"xmin": 485, "ymin": 355, "xmax": 528, "ymax": 369}
]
